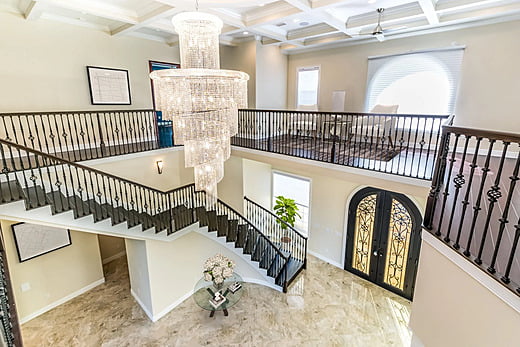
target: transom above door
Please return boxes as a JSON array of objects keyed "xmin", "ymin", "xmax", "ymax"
[{"xmin": 345, "ymin": 187, "xmax": 422, "ymax": 300}]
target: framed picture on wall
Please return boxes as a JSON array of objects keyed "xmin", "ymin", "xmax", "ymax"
[
  {"xmin": 11, "ymin": 223, "xmax": 71, "ymax": 262},
  {"xmin": 86, "ymin": 66, "xmax": 131, "ymax": 105}
]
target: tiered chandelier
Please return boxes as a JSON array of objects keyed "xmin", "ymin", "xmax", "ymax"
[{"xmin": 150, "ymin": 11, "xmax": 249, "ymax": 205}]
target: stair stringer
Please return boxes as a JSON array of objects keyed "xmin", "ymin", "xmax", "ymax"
[
  {"xmin": 193, "ymin": 226, "xmax": 281, "ymax": 293},
  {"xmin": 0, "ymin": 199, "xmax": 198, "ymax": 242},
  {"xmin": 0, "ymin": 199, "xmax": 284, "ymax": 292}
]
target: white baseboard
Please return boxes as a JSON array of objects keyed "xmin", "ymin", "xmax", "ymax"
[
  {"xmin": 102, "ymin": 251, "xmax": 126, "ymax": 264},
  {"xmin": 308, "ymin": 250, "xmax": 343, "ymax": 269},
  {"xmin": 153, "ymin": 290, "xmax": 194, "ymax": 322},
  {"xmin": 20, "ymin": 278, "xmax": 105, "ymax": 324},
  {"xmin": 130, "ymin": 288, "xmax": 154, "ymax": 322}
]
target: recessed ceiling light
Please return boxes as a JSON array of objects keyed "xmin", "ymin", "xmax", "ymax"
[
  {"xmin": 299, "ymin": 21, "xmax": 309, "ymax": 26},
  {"xmin": 243, "ymin": 31, "xmax": 249, "ymax": 35}
]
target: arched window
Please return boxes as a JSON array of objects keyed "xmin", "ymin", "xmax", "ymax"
[{"xmin": 365, "ymin": 48, "xmax": 464, "ymax": 115}]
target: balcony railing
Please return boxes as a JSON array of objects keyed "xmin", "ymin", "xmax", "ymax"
[
  {"xmin": 424, "ymin": 125, "xmax": 520, "ymax": 296},
  {"xmin": 0, "ymin": 110, "xmax": 158, "ymax": 162},
  {"xmin": 1, "ymin": 109, "xmax": 451, "ymax": 180},
  {"xmin": 232, "ymin": 109, "xmax": 451, "ymax": 180}
]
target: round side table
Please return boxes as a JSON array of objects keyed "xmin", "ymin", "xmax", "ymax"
[{"xmin": 193, "ymin": 272, "xmax": 243, "ymax": 317}]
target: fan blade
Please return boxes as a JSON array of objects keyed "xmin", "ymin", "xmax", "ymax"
[
  {"xmin": 375, "ymin": 33, "xmax": 385, "ymax": 42},
  {"xmin": 382, "ymin": 25, "xmax": 407, "ymax": 33}
]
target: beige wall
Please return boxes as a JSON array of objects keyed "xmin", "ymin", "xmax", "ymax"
[
  {"xmin": 287, "ymin": 20, "xmax": 520, "ymax": 133},
  {"xmin": 98, "ymin": 235, "xmax": 126, "ymax": 264},
  {"xmin": 221, "ymin": 40, "xmax": 257, "ymax": 108},
  {"xmin": 85, "ymin": 148, "xmax": 186, "ymax": 192},
  {"xmin": 125, "ymin": 238, "xmax": 153, "ymax": 315},
  {"xmin": 410, "ymin": 238, "xmax": 520, "ymax": 347},
  {"xmin": 0, "ymin": 220, "xmax": 103, "ymax": 322},
  {"xmin": 230, "ymin": 149, "xmax": 428, "ymax": 266},
  {"xmin": 256, "ymin": 43, "xmax": 288, "ymax": 109},
  {"xmin": 0, "ymin": 11, "xmax": 179, "ymax": 112}
]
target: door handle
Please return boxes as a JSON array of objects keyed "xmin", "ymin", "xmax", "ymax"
[{"xmin": 373, "ymin": 248, "xmax": 384, "ymax": 257}]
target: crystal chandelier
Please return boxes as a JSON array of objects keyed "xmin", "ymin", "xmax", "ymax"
[{"xmin": 150, "ymin": 11, "xmax": 249, "ymax": 205}]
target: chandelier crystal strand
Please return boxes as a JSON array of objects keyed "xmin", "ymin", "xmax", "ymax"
[{"xmin": 150, "ymin": 12, "xmax": 249, "ymax": 206}]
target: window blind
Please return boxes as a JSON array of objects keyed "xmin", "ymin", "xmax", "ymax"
[{"xmin": 365, "ymin": 47, "xmax": 464, "ymax": 114}]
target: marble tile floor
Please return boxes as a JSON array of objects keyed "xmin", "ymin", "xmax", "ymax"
[{"xmin": 21, "ymin": 255, "xmax": 412, "ymax": 347}]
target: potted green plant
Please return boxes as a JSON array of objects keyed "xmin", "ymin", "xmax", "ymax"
[{"xmin": 273, "ymin": 195, "xmax": 301, "ymax": 243}]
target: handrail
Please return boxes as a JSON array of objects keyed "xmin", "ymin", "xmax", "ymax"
[
  {"xmin": 215, "ymin": 198, "xmax": 289, "ymax": 261},
  {"xmin": 442, "ymin": 125, "xmax": 520, "ymax": 143},
  {"xmin": 0, "ymin": 109, "xmax": 155, "ymax": 116},
  {"xmin": 239, "ymin": 108, "xmax": 450, "ymax": 119},
  {"xmin": 0, "ymin": 138, "xmax": 166, "ymax": 194},
  {"xmin": 244, "ymin": 196, "xmax": 308, "ymax": 240}
]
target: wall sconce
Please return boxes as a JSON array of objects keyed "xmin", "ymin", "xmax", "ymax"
[{"xmin": 156, "ymin": 160, "xmax": 164, "ymax": 174}]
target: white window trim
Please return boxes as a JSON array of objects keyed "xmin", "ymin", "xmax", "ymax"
[
  {"xmin": 296, "ymin": 65, "xmax": 321, "ymax": 110},
  {"xmin": 271, "ymin": 170, "xmax": 312, "ymax": 237}
]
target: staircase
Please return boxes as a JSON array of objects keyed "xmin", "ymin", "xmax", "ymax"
[{"xmin": 0, "ymin": 139, "xmax": 306, "ymax": 292}]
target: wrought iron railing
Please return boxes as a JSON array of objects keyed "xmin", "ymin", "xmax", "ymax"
[
  {"xmin": 0, "ymin": 110, "xmax": 158, "ymax": 162},
  {"xmin": 0, "ymin": 239, "xmax": 21, "ymax": 347},
  {"xmin": 424, "ymin": 125, "xmax": 520, "ymax": 296},
  {"xmin": 233, "ymin": 109, "xmax": 451, "ymax": 180},
  {"xmin": 0, "ymin": 138, "xmax": 294, "ymax": 289},
  {"xmin": 244, "ymin": 196, "xmax": 307, "ymax": 268}
]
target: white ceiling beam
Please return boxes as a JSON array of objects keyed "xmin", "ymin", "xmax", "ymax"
[
  {"xmin": 24, "ymin": 1, "xmax": 45, "ymax": 20},
  {"xmin": 112, "ymin": 5, "xmax": 181, "ymax": 36},
  {"xmin": 35, "ymin": 0, "xmax": 139, "ymax": 24},
  {"xmin": 418, "ymin": 0, "xmax": 440, "ymax": 24},
  {"xmin": 283, "ymin": 0, "xmax": 351, "ymax": 36}
]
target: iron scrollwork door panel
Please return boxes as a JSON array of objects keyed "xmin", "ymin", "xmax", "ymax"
[{"xmin": 345, "ymin": 187, "xmax": 422, "ymax": 300}]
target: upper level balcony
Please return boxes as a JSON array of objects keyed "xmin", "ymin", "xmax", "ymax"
[{"xmin": 0, "ymin": 109, "xmax": 450, "ymax": 181}]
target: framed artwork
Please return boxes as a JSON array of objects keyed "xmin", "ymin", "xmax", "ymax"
[
  {"xmin": 86, "ymin": 66, "xmax": 131, "ymax": 105},
  {"xmin": 11, "ymin": 223, "xmax": 71, "ymax": 262}
]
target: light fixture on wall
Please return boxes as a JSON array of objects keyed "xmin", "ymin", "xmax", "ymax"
[
  {"xmin": 156, "ymin": 160, "xmax": 164, "ymax": 174},
  {"xmin": 150, "ymin": 9, "xmax": 249, "ymax": 205}
]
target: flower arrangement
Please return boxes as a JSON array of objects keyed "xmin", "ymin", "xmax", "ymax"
[{"xmin": 203, "ymin": 254, "xmax": 235, "ymax": 285}]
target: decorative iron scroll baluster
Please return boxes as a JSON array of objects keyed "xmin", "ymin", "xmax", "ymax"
[
  {"xmin": 454, "ymin": 137, "xmax": 482, "ymax": 249},
  {"xmin": 436, "ymin": 133, "xmax": 460, "ymax": 236},
  {"xmin": 475, "ymin": 142, "xmax": 510, "ymax": 265},
  {"xmin": 464, "ymin": 140, "xmax": 495, "ymax": 257},
  {"xmin": 425, "ymin": 124, "xmax": 520, "ymax": 296},
  {"xmin": 488, "ymin": 147, "xmax": 520, "ymax": 273},
  {"xmin": 445, "ymin": 135, "xmax": 470, "ymax": 242}
]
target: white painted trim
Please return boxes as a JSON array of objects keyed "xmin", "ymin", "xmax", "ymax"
[
  {"xmin": 422, "ymin": 231, "xmax": 520, "ymax": 314},
  {"xmin": 20, "ymin": 277, "xmax": 105, "ymax": 324},
  {"xmin": 308, "ymin": 250, "xmax": 343, "ymax": 269},
  {"xmin": 102, "ymin": 251, "xmax": 126, "ymax": 264},
  {"xmin": 152, "ymin": 289, "xmax": 194, "ymax": 322},
  {"xmin": 232, "ymin": 146, "xmax": 431, "ymax": 188},
  {"xmin": 81, "ymin": 146, "xmax": 183, "ymax": 166},
  {"xmin": 130, "ymin": 288, "xmax": 154, "ymax": 322}
]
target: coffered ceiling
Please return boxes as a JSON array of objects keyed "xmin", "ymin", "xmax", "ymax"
[{"xmin": 3, "ymin": 0, "xmax": 520, "ymax": 53}]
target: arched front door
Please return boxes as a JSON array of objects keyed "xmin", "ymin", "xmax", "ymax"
[{"xmin": 345, "ymin": 187, "xmax": 422, "ymax": 300}]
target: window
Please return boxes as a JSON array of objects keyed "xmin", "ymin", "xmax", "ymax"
[
  {"xmin": 297, "ymin": 66, "xmax": 320, "ymax": 108},
  {"xmin": 365, "ymin": 48, "xmax": 464, "ymax": 115},
  {"xmin": 272, "ymin": 172, "xmax": 311, "ymax": 235}
]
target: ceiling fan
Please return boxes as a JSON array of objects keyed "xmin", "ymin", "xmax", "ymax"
[{"xmin": 353, "ymin": 8, "xmax": 406, "ymax": 42}]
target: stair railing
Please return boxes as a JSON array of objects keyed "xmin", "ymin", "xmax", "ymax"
[
  {"xmin": 0, "ymin": 137, "xmax": 195, "ymax": 234},
  {"xmin": 424, "ymin": 123, "xmax": 520, "ymax": 296},
  {"xmin": 244, "ymin": 196, "xmax": 308, "ymax": 269},
  {"xmin": 0, "ymin": 139, "xmax": 295, "ymax": 290},
  {"xmin": 194, "ymin": 191, "xmax": 291, "ymax": 291}
]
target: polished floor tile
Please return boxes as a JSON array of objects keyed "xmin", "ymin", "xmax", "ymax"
[{"xmin": 21, "ymin": 255, "xmax": 411, "ymax": 346}]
